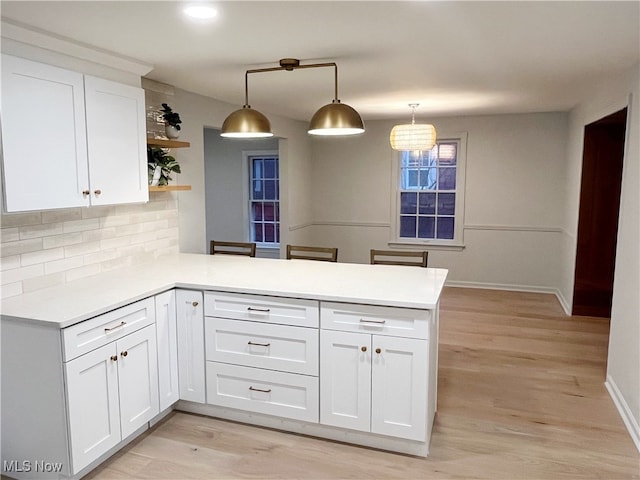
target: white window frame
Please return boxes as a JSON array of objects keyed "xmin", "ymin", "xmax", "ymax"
[
  {"xmin": 389, "ymin": 132, "xmax": 467, "ymax": 249},
  {"xmin": 242, "ymin": 150, "xmax": 280, "ymax": 249}
]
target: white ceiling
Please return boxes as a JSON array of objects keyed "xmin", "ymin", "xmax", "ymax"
[{"xmin": 1, "ymin": 1, "xmax": 639, "ymax": 122}]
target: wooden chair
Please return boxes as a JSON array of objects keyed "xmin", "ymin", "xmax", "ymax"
[
  {"xmin": 210, "ymin": 240, "xmax": 256, "ymax": 257},
  {"xmin": 286, "ymin": 244, "xmax": 338, "ymax": 262},
  {"xmin": 370, "ymin": 249, "xmax": 428, "ymax": 267}
]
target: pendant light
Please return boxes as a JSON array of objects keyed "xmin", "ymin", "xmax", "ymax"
[
  {"xmin": 221, "ymin": 59, "xmax": 364, "ymax": 138},
  {"xmin": 389, "ymin": 104, "xmax": 436, "ymax": 151}
]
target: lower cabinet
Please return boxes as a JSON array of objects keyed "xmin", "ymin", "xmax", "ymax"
[
  {"xmin": 155, "ymin": 290, "xmax": 179, "ymax": 411},
  {"xmin": 176, "ymin": 289, "xmax": 205, "ymax": 403},
  {"xmin": 65, "ymin": 324, "xmax": 159, "ymax": 473},
  {"xmin": 320, "ymin": 329, "xmax": 428, "ymax": 441}
]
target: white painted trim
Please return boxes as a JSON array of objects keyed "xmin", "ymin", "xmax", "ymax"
[
  {"xmin": 288, "ymin": 222, "xmax": 313, "ymax": 231},
  {"xmin": 313, "ymin": 221, "xmax": 390, "ymax": 228},
  {"xmin": 243, "ymin": 150, "xmax": 279, "ymax": 245},
  {"xmin": 464, "ymin": 224, "xmax": 563, "ymax": 233},
  {"xmin": 1, "ymin": 19, "xmax": 153, "ymax": 76},
  {"xmin": 555, "ymin": 288, "xmax": 572, "ymax": 315},
  {"xmin": 605, "ymin": 376, "xmax": 640, "ymax": 453}
]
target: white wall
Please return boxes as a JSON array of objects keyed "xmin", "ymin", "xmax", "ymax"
[
  {"xmin": 172, "ymin": 88, "xmax": 313, "ymax": 254},
  {"xmin": 561, "ymin": 64, "xmax": 640, "ymax": 451},
  {"xmin": 310, "ymin": 112, "xmax": 568, "ymax": 292},
  {"xmin": 203, "ymin": 129, "xmax": 279, "ymax": 256}
]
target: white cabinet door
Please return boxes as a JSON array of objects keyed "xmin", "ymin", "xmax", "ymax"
[
  {"xmin": 176, "ymin": 290, "xmax": 205, "ymax": 403},
  {"xmin": 371, "ymin": 335, "xmax": 428, "ymax": 441},
  {"xmin": 156, "ymin": 290, "xmax": 179, "ymax": 411},
  {"xmin": 84, "ymin": 75, "xmax": 148, "ymax": 206},
  {"xmin": 1, "ymin": 54, "xmax": 89, "ymax": 211},
  {"xmin": 117, "ymin": 325, "xmax": 159, "ymax": 439},
  {"xmin": 65, "ymin": 343, "xmax": 120, "ymax": 474},
  {"xmin": 320, "ymin": 330, "xmax": 371, "ymax": 432}
]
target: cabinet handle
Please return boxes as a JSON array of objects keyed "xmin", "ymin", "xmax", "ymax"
[
  {"xmin": 104, "ymin": 321, "xmax": 126, "ymax": 333},
  {"xmin": 121, "ymin": 351, "xmax": 128, "ymax": 357},
  {"xmin": 359, "ymin": 318, "xmax": 386, "ymax": 325},
  {"xmin": 375, "ymin": 348, "xmax": 382, "ymax": 354},
  {"xmin": 247, "ymin": 307, "xmax": 270, "ymax": 313},
  {"xmin": 248, "ymin": 341, "xmax": 271, "ymax": 347},
  {"xmin": 110, "ymin": 355, "xmax": 118, "ymax": 362},
  {"xmin": 94, "ymin": 189, "xmax": 102, "ymax": 196},
  {"xmin": 191, "ymin": 301, "xmax": 199, "ymax": 307},
  {"xmin": 82, "ymin": 190, "xmax": 90, "ymax": 197},
  {"xmin": 249, "ymin": 386, "xmax": 272, "ymax": 393},
  {"xmin": 361, "ymin": 346, "xmax": 367, "ymax": 352}
]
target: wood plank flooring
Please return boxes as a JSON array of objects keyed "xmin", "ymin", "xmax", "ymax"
[{"xmin": 85, "ymin": 287, "xmax": 639, "ymax": 479}]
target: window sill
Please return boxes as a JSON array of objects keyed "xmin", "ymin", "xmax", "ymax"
[{"xmin": 387, "ymin": 241, "xmax": 465, "ymax": 252}]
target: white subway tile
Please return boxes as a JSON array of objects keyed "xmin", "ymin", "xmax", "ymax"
[
  {"xmin": 0, "ymin": 255, "xmax": 21, "ymax": 271},
  {"xmin": 64, "ymin": 241, "xmax": 100, "ymax": 258},
  {"xmin": 100, "ymin": 215, "xmax": 132, "ymax": 228},
  {"xmin": 1, "ymin": 264, "xmax": 44, "ymax": 284},
  {"xmin": 0, "ymin": 238, "xmax": 43, "ymax": 257},
  {"xmin": 100, "ymin": 256, "xmax": 133, "ymax": 272},
  {"xmin": 1, "ymin": 228, "xmax": 20, "ymax": 243},
  {"xmin": 84, "ymin": 249, "xmax": 117, "ymax": 265},
  {"xmin": 44, "ymin": 256, "xmax": 84, "ymax": 274},
  {"xmin": 83, "ymin": 227, "xmax": 116, "ymax": 242},
  {"xmin": 43, "ymin": 232, "xmax": 84, "ymax": 249},
  {"xmin": 63, "ymin": 218, "xmax": 100, "ymax": 234},
  {"xmin": 19, "ymin": 223, "xmax": 63, "ymax": 239},
  {"xmin": 65, "ymin": 264, "xmax": 101, "ymax": 282},
  {"xmin": 42, "ymin": 208, "xmax": 82, "ymax": 224},
  {"xmin": 130, "ymin": 231, "xmax": 157, "ymax": 245},
  {"xmin": 115, "ymin": 223, "xmax": 142, "ymax": 236},
  {"xmin": 115, "ymin": 244, "xmax": 146, "ymax": 258},
  {"xmin": 21, "ymin": 247, "xmax": 65, "ymax": 266},
  {"xmin": 1, "ymin": 281, "xmax": 23, "ymax": 298},
  {"xmin": 23, "ymin": 272, "xmax": 66, "ymax": 293},
  {"xmin": 0, "ymin": 212, "xmax": 42, "ymax": 228},
  {"xmin": 100, "ymin": 236, "xmax": 131, "ymax": 250},
  {"xmin": 81, "ymin": 206, "xmax": 116, "ymax": 219}
]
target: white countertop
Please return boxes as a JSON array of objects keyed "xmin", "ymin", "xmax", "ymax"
[{"xmin": 0, "ymin": 253, "xmax": 448, "ymax": 328}]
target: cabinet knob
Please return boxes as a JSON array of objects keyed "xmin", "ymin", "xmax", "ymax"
[
  {"xmin": 361, "ymin": 346, "xmax": 367, "ymax": 352},
  {"xmin": 121, "ymin": 351, "xmax": 128, "ymax": 357},
  {"xmin": 94, "ymin": 189, "xmax": 102, "ymax": 196},
  {"xmin": 82, "ymin": 190, "xmax": 90, "ymax": 197},
  {"xmin": 192, "ymin": 301, "xmax": 199, "ymax": 307},
  {"xmin": 110, "ymin": 355, "xmax": 118, "ymax": 362},
  {"xmin": 375, "ymin": 348, "xmax": 382, "ymax": 354}
]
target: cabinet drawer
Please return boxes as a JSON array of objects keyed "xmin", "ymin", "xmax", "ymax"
[
  {"xmin": 206, "ymin": 362, "xmax": 319, "ymax": 423},
  {"xmin": 62, "ymin": 298, "xmax": 155, "ymax": 361},
  {"xmin": 205, "ymin": 292, "xmax": 319, "ymax": 328},
  {"xmin": 321, "ymin": 302, "xmax": 431, "ymax": 339},
  {"xmin": 205, "ymin": 317, "xmax": 318, "ymax": 376}
]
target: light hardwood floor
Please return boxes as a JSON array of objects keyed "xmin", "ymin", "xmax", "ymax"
[{"xmin": 85, "ymin": 287, "xmax": 639, "ymax": 479}]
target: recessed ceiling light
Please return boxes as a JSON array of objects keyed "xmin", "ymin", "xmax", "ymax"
[{"xmin": 183, "ymin": 5, "xmax": 218, "ymax": 20}]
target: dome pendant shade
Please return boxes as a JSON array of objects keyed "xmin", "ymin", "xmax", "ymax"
[
  {"xmin": 389, "ymin": 123, "xmax": 437, "ymax": 151},
  {"xmin": 220, "ymin": 105, "xmax": 273, "ymax": 138},
  {"xmin": 308, "ymin": 100, "xmax": 365, "ymax": 136}
]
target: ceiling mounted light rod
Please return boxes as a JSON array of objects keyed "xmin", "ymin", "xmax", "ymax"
[{"xmin": 221, "ymin": 58, "xmax": 365, "ymax": 138}]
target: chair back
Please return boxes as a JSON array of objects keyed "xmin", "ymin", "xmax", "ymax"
[
  {"xmin": 286, "ymin": 244, "xmax": 338, "ymax": 262},
  {"xmin": 210, "ymin": 241, "xmax": 256, "ymax": 257},
  {"xmin": 370, "ymin": 249, "xmax": 428, "ymax": 267}
]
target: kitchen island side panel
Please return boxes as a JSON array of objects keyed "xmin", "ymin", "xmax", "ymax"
[{"xmin": 1, "ymin": 318, "xmax": 71, "ymax": 479}]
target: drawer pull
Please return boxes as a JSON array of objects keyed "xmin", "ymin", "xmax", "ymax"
[
  {"xmin": 249, "ymin": 386, "xmax": 272, "ymax": 393},
  {"xmin": 110, "ymin": 355, "xmax": 118, "ymax": 362},
  {"xmin": 359, "ymin": 318, "xmax": 386, "ymax": 325},
  {"xmin": 191, "ymin": 301, "xmax": 199, "ymax": 307},
  {"xmin": 121, "ymin": 351, "xmax": 128, "ymax": 357},
  {"xmin": 247, "ymin": 307, "xmax": 271, "ymax": 313},
  {"xmin": 248, "ymin": 341, "xmax": 271, "ymax": 347},
  {"xmin": 104, "ymin": 321, "xmax": 127, "ymax": 333},
  {"xmin": 361, "ymin": 346, "xmax": 367, "ymax": 352},
  {"xmin": 375, "ymin": 348, "xmax": 382, "ymax": 354}
]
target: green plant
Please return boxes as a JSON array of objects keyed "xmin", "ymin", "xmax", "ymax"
[
  {"xmin": 160, "ymin": 103, "xmax": 182, "ymax": 130},
  {"xmin": 147, "ymin": 147, "xmax": 181, "ymax": 186}
]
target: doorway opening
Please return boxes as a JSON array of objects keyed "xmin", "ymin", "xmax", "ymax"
[{"xmin": 572, "ymin": 108, "xmax": 627, "ymax": 317}]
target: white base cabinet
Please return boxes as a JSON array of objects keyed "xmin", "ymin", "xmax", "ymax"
[
  {"xmin": 65, "ymin": 325, "xmax": 159, "ymax": 473},
  {"xmin": 156, "ymin": 290, "xmax": 179, "ymax": 411},
  {"xmin": 176, "ymin": 290, "xmax": 205, "ymax": 403}
]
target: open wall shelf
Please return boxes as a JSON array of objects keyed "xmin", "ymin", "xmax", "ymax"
[
  {"xmin": 147, "ymin": 137, "xmax": 190, "ymax": 148},
  {"xmin": 148, "ymin": 185, "xmax": 192, "ymax": 192}
]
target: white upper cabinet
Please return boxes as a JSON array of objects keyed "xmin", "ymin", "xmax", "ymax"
[
  {"xmin": 0, "ymin": 54, "xmax": 148, "ymax": 212},
  {"xmin": 1, "ymin": 54, "xmax": 89, "ymax": 211},
  {"xmin": 84, "ymin": 75, "xmax": 147, "ymax": 206}
]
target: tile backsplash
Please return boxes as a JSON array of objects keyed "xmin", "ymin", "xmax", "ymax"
[{"xmin": 0, "ymin": 192, "xmax": 179, "ymax": 298}]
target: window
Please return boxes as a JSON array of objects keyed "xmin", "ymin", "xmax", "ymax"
[
  {"xmin": 394, "ymin": 136, "xmax": 466, "ymax": 246},
  {"xmin": 248, "ymin": 153, "xmax": 280, "ymax": 245}
]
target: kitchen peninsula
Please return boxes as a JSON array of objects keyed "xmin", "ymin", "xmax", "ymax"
[{"xmin": 1, "ymin": 254, "xmax": 447, "ymax": 479}]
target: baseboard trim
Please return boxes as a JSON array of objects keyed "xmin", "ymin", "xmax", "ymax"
[
  {"xmin": 605, "ymin": 376, "xmax": 640, "ymax": 453},
  {"xmin": 445, "ymin": 280, "xmax": 570, "ymax": 314}
]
